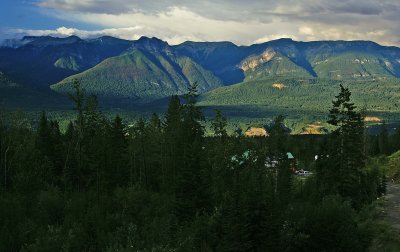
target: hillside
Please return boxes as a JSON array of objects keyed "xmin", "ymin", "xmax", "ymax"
[
  {"xmin": 0, "ymin": 72, "xmax": 18, "ymax": 88},
  {"xmin": 199, "ymin": 78, "xmax": 400, "ymax": 114},
  {"xmin": 174, "ymin": 41, "xmax": 246, "ymax": 84},
  {"xmin": 51, "ymin": 42, "xmax": 222, "ymax": 102},
  {"xmin": 311, "ymin": 52, "xmax": 399, "ymax": 80},
  {"xmin": 240, "ymin": 50, "xmax": 313, "ymax": 81}
]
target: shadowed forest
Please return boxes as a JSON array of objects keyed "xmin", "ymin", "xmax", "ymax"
[{"xmin": 0, "ymin": 81, "xmax": 399, "ymax": 251}]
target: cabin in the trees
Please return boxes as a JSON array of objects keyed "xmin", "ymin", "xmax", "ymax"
[
  {"xmin": 265, "ymin": 152, "xmax": 297, "ymax": 170},
  {"xmin": 287, "ymin": 152, "xmax": 297, "ymax": 171}
]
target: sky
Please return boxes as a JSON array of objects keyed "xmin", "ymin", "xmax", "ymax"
[{"xmin": 0, "ymin": 0, "xmax": 399, "ymax": 46}]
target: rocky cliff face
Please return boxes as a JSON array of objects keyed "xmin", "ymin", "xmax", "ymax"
[{"xmin": 240, "ymin": 49, "xmax": 277, "ymax": 71}]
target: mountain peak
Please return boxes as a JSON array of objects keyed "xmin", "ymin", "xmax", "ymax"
[
  {"xmin": 21, "ymin": 35, "xmax": 83, "ymax": 47},
  {"xmin": 137, "ymin": 36, "xmax": 168, "ymax": 45},
  {"xmin": 271, "ymin": 38, "xmax": 294, "ymax": 42},
  {"xmin": 133, "ymin": 36, "xmax": 169, "ymax": 51}
]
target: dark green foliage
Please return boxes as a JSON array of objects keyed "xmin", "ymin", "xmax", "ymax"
[
  {"xmin": 175, "ymin": 83, "xmax": 211, "ymax": 221},
  {"xmin": 378, "ymin": 121, "xmax": 391, "ymax": 155},
  {"xmin": 107, "ymin": 115, "xmax": 128, "ymax": 187},
  {"xmin": 162, "ymin": 95, "xmax": 183, "ymax": 193},
  {"xmin": 200, "ymin": 77, "xmax": 400, "ymax": 117},
  {"xmin": 283, "ymin": 196, "xmax": 368, "ymax": 252},
  {"xmin": 316, "ymin": 85, "xmax": 367, "ymax": 207},
  {"xmin": 0, "ymin": 84, "xmax": 389, "ymax": 251},
  {"xmin": 211, "ymin": 109, "xmax": 228, "ymax": 138}
]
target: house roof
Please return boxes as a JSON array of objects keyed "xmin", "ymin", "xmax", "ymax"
[{"xmin": 287, "ymin": 152, "xmax": 294, "ymax": 159}]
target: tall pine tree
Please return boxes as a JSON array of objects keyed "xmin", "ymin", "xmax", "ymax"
[{"xmin": 326, "ymin": 84, "xmax": 366, "ymax": 206}]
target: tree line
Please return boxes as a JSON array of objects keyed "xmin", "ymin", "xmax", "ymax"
[{"xmin": 0, "ymin": 81, "xmax": 390, "ymax": 251}]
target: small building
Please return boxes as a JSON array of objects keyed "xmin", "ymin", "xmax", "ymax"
[
  {"xmin": 265, "ymin": 152, "xmax": 296, "ymax": 169},
  {"xmin": 287, "ymin": 152, "xmax": 297, "ymax": 171}
]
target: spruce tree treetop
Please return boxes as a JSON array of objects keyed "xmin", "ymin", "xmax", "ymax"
[
  {"xmin": 328, "ymin": 84, "xmax": 358, "ymax": 128},
  {"xmin": 211, "ymin": 109, "xmax": 227, "ymax": 138}
]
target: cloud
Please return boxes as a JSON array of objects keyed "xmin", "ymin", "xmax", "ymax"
[
  {"xmin": 5, "ymin": 0, "xmax": 400, "ymax": 46},
  {"xmin": 298, "ymin": 25, "xmax": 390, "ymax": 44},
  {"xmin": 5, "ymin": 26, "xmax": 144, "ymax": 40},
  {"xmin": 44, "ymin": 6, "xmax": 286, "ymax": 45},
  {"xmin": 253, "ymin": 34, "xmax": 298, "ymax": 44},
  {"xmin": 36, "ymin": 0, "xmax": 400, "ymax": 20}
]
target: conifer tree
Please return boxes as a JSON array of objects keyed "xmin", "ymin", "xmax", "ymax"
[
  {"xmin": 268, "ymin": 115, "xmax": 292, "ymax": 206},
  {"xmin": 36, "ymin": 111, "xmax": 64, "ymax": 185},
  {"xmin": 175, "ymin": 83, "xmax": 210, "ymax": 221},
  {"xmin": 67, "ymin": 79, "xmax": 85, "ymax": 191},
  {"xmin": 182, "ymin": 82, "xmax": 204, "ymax": 141},
  {"xmin": 209, "ymin": 110, "xmax": 230, "ymax": 202},
  {"xmin": 163, "ymin": 95, "xmax": 183, "ymax": 193},
  {"xmin": 146, "ymin": 113, "xmax": 163, "ymax": 190},
  {"xmin": 326, "ymin": 84, "xmax": 366, "ymax": 206},
  {"xmin": 36, "ymin": 111, "xmax": 51, "ymax": 157},
  {"xmin": 135, "ymin": 117, "xmax": 148, "ymax": 189},
  {"xmin": 211, "ymin": 109, "xmax": 228, "ymax": 138},
  {"xmin": 378, "ymin": 121, "xmax": 390, "ymax": 155},
  {"xmin": 391, "ymin": 126, "xmax": 400, "ymax": 152},
  {"xmin": 108, "ymin": 115, "xmax": 128, "ymax": 187}
]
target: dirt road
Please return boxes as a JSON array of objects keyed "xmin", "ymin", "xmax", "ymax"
[{"xmin": 385, "ymin": 183, "xmax": 400, "ymax": 230}]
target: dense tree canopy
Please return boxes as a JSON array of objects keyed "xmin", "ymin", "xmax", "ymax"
[{"xmin": 0, "ymin": 81, "xmax": 393, "ymax": 251}]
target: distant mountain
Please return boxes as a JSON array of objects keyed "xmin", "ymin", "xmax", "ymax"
[
  {"xmin": 0, "ymin": 35, "xmax": 133, "ymax": 88},
  {"xmin": 2, "ymin": 35, "xmax": 400, "ymax": 109},
  {"xmin": 175, "ymin": 38, "xmax": 400, "ymax": 83},
  {"xmin": 174, "ymin": 41, "xmax": 246, "ymax": 85},
  {"xmin": 51, "ymin": 37, "xmax": 222, "ymax": 102},
  {"xmin": 194, "ymin": 39, "xmax": 400, "ymax": 117}
]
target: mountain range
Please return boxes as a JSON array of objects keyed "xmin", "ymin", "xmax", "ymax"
[{"xmin": 1, "ymin": 35, "xmax": 400, "ymax": 114}]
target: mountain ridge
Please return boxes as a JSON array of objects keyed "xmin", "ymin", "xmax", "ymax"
[{"xmin": 2, "ymin": 35, "xmax": 400, "ymax": 106}]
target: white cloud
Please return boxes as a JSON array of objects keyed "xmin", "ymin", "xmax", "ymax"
[
  {"xmin": 44, "ymin": 6, "xmax": 302, "ymax": 45},
  {"xmin": 253, "ymin": 34, "xmax": 298, "ymax": 44},
  {"xmin": 4, "ymin": 0, "xmax": 400, "ymax": 46},
  {"xmin": 8, "ymin": 26, "xmax": 144, "ymax": 41},
  {"xmin": 298, "ymin": 25, "xmax": 391, "ymax": 45}
]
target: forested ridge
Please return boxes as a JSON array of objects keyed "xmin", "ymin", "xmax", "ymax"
[{"xmin": 0, "ymin": 80, "xmax": 396, "ymax": 251}]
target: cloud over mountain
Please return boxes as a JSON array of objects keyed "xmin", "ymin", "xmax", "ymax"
[{"xmin": 3, "ymin": 0, "xmax": 400, "ymax": 46}]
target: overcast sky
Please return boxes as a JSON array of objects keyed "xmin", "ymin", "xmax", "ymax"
[{"xmin": 1, "ymin": 0, "xmax": 399, "ymax": 46}]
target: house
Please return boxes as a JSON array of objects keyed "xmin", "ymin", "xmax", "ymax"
[
  {"xmin": 231, "ymin": 150, "xmax": 297, "ymax": 172},
  {"xmin": 287, "ymin": 152, "xmax": 294, "ymax": 160},
  {"xmin": 265, "ymin": 152, "xmax": 296, "ymax": 170},
  {"xmin": 287, "ymin": 152, "xmax": 297, "ymax": 171}
]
